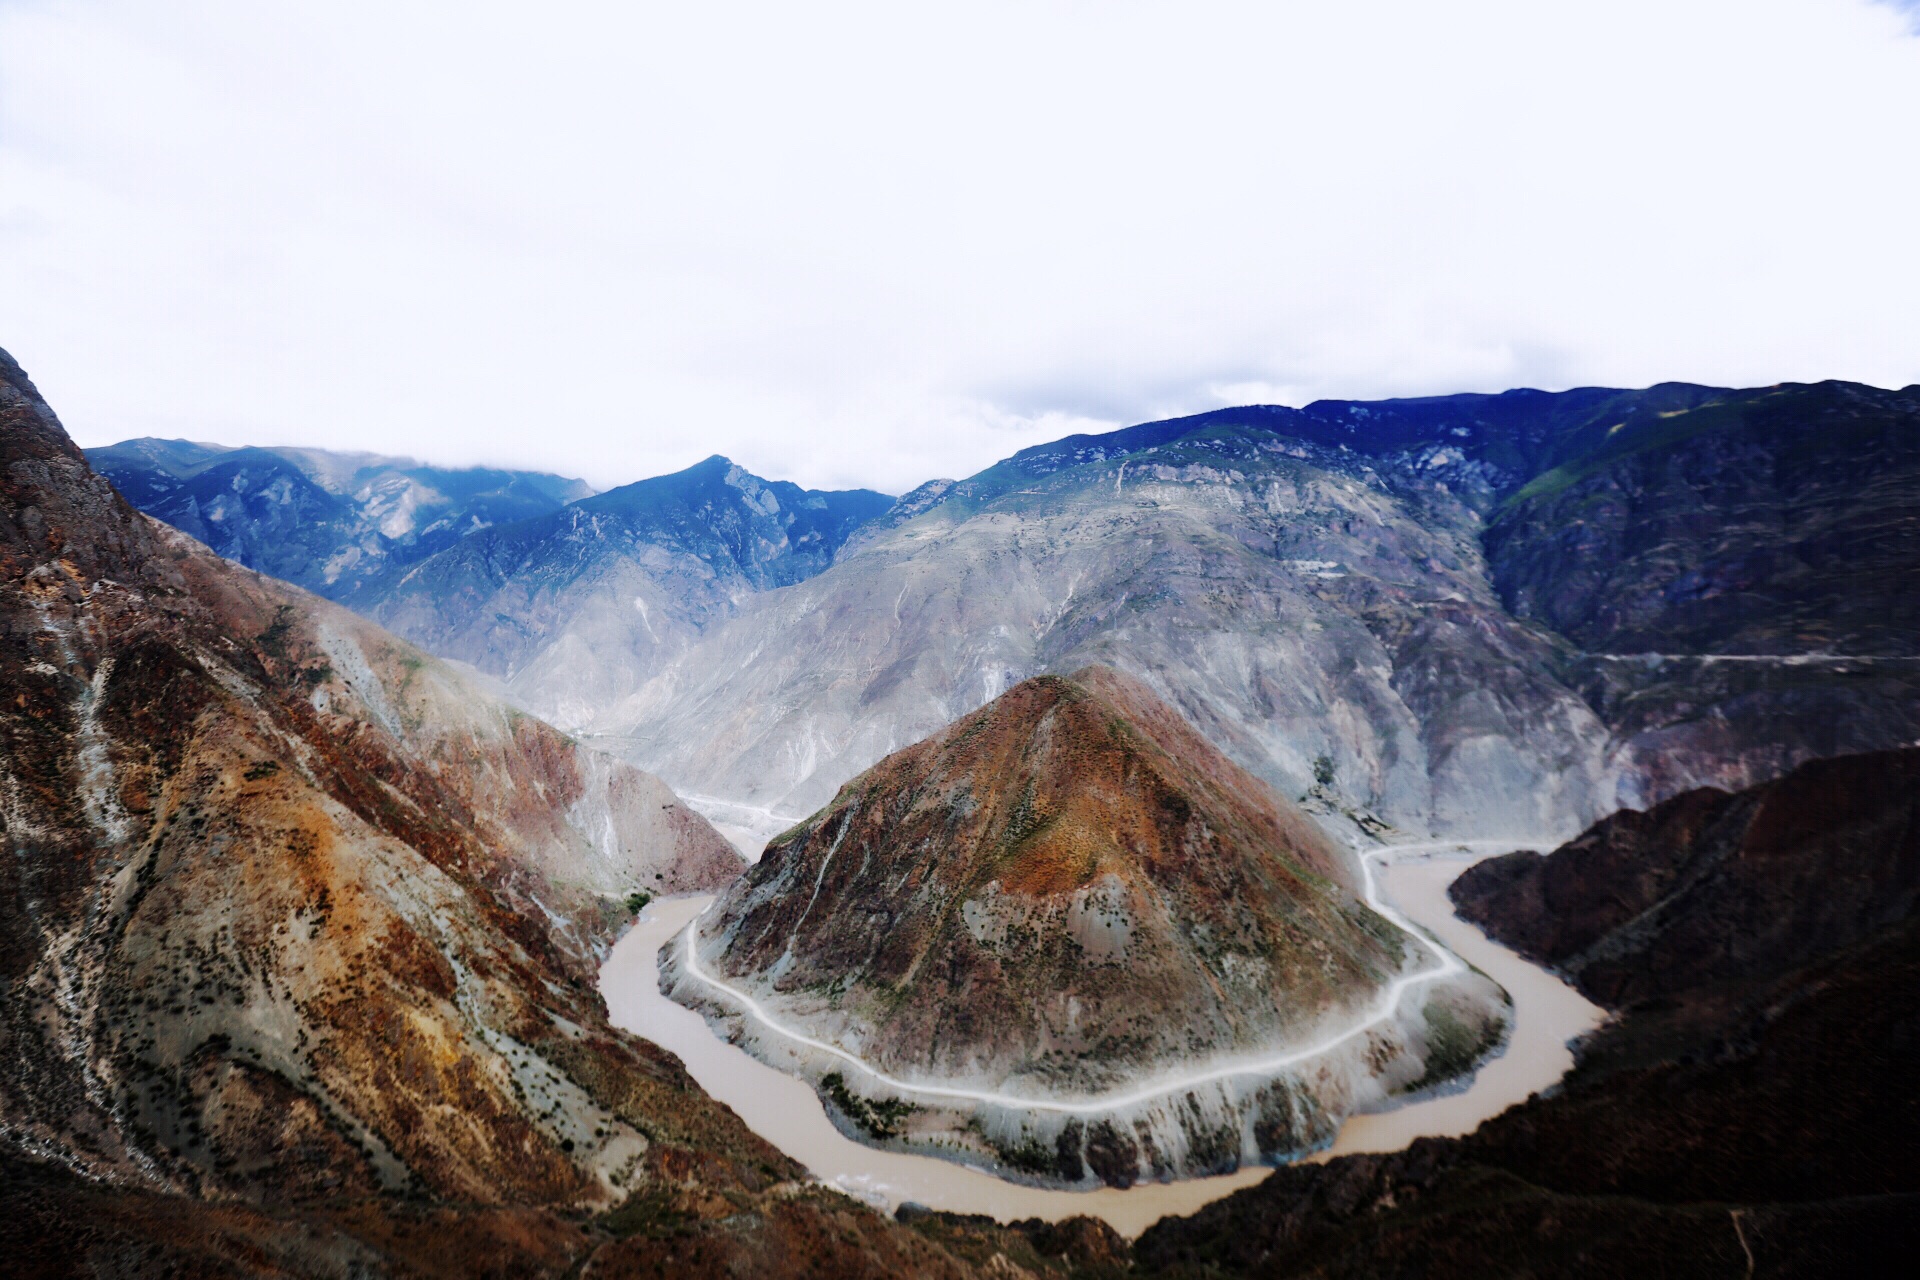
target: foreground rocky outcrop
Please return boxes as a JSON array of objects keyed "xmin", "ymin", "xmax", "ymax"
[
  {"xmin": 0, "ymin": 346, "xmax": 1004, "ymax": 1277},
  {"xmin": 666, "ymin": 667, "xmax": 1506, "ymax": 1186}
]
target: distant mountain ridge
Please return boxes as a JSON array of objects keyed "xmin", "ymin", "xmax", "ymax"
[
  {"xmin": 360, "ymin": 454, "xmax": 893, "ymax": 734},
  {"xmin": 95, "ymin": 380, "xmax": 1920, "ymax": 843},
  {"xmin": 87, "ymin": 436, "xmax": 595, "ymax": 600},
  {"xmin": 602, "ymin": 379, "xmax": 1920, "ymax": 838}
]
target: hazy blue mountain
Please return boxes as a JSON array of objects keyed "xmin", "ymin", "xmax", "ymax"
[
  {"xmin": 86, "ymin": 437, "xmax": 594, "ymax": 598},
  {"xmin": 360, "ymin": 455, "xmax": 894, "ymax": 736}
]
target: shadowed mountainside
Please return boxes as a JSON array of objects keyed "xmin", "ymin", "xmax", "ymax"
[
  {"xmin": 88, "ymin": 437, "xmax": 593, "ymax": 601},
  {"xmin": 1093, "ymin": 747, "xmax": 1920, "ymax": 1277}
]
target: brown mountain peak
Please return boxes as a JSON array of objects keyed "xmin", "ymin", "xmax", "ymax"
[{"xmin": 666, "ymin": 664, "xmax": 1500, "ymax": 1186}]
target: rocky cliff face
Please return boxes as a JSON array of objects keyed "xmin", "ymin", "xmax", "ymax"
[
  {"xmin": 0, "ymin": 347, "xmax": 994, "ymax": 1276},
  {"xmin": 666, "ymin": 668, "xmax": 1506, "ymax": 1186},
  {"xmin": 88, "ymin": 437, "xmax": 593, "ymax": 601}
]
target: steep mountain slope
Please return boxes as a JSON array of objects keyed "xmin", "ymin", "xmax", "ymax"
[
  {"xmin": 1114, "ymin": 747, "xmax": 1920, "ymax": 1278},
  {"xmin": 0, "ymin": 348, "xmax": 991, "ymax": 1277},
  {"xmin": 110, "ymin": 383, "xmax": 1916, "ymax": 846},
  {"xmin": 603, "ymin": 382, "xmax": 1920, "ymax": 841},
  {"xmin": 362, "ymin": 455, "xmax": 892, "ymax": 730},
  {"xmin": 1484, "ymin": 381, "xmax": 1920, "ymax": 806},
  {"xmin": 1485, "ymin": 382, "xmax": 1920, "ymax": 655},
  {"xmin": 88, "ymin": 437, "xmax": 593, "ymax": 600},
  {"xmin": 597, "ymin": 408, "xmax": 1619, "ymax": 837},
  {"xmin": 666, "ymin": 668, "xmax": 1505, "ymax": 1186},
  {"xmin": 1449, "ymin": 746, "xmax": 1920, "ymax": 1006}
]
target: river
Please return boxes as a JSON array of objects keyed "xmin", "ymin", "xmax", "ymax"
[{"xmin": 597, "ymin": 840, "xmax": 1603, "ymax": 1238}]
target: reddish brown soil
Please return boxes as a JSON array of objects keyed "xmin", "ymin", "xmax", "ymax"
[{"xmin": 704, "ymin": 666, "xmax": 1405, "ymax": 1087}]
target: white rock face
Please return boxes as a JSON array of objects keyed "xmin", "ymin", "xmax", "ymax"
[{"xmin": 574, "ymin": 450, "xmax": 1614, "ymax": 840}]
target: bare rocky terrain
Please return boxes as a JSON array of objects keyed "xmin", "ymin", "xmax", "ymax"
[
  {"xmin": 666, "ymin": 667, "xmax": 1506, "ymax": 1186},
  {"xmin": 0, "ymin": 347, "xmax": 1017, "ymax": 1278},
  {"xmin": 99, "ymin": 382, "xmax": 1920, "ymax": 849}
]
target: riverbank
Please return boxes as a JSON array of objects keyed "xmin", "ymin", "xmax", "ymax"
[{"xmin": 597, "ymin": 842, "xmax": 1603, "ymax": 1236}]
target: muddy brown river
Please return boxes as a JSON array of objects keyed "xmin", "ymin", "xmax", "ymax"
[{"xmin": 598, "ymin": 842, "xmax": 1602, "ymax": 1237}]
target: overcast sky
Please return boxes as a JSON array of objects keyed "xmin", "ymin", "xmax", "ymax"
[{"xmin": 3, "ymin": 1, "xmax": 1917, "ymax": 495}]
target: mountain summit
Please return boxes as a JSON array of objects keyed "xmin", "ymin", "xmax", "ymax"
[{"xmin": 362, "ymin": 454, "xmax": 892, "ymax": 730}]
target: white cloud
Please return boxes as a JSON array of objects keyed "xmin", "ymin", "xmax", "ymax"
[{"xmin": 2, "ymin": 0, "xmax": 1917, "ymax": 494}]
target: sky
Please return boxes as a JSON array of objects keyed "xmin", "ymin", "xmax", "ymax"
[{"xmin": 2, "ymin": 1, "xmax": 1918, "ymax": 496}]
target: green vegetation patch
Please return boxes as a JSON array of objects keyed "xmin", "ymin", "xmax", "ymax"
[
  {"xmin": 820, "ymin": 1072, "xmax": 917, "ymax": 1140},
  {"xmin": 1409, "ymin": 1002, "xmax": 1505, "ymax": 1093},
  {"xmin": 1498, "ymin": 397, "xmax": 1746, "ymax": 511},
  {"xmin": 987, "ymin": 1130, "xmax": 1059, "ymax": 1176},
  {"xmin": 254, "ymin": 604, "xmax": 297, "ymax": 658},
  {"xmin": 600, "ymin": 1186, "xmax": 692, "ymax": 1239}
]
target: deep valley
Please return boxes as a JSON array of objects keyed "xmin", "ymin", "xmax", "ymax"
[{"xmin": 7, "ymin": 349, "xmax": 1917, "ymax": 1276}]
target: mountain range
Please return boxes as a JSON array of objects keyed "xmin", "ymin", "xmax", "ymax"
[
  {"xmin": 6, "ymin": 345, "xmax": 1913, "ymax": 1275},
  {"xmin": 94, "ymin": 380, "xmax": 1920, "ymax": 852},
  {"xmin": 86, "ymin": 437, "xmax": 594, "ymax": 601}
]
